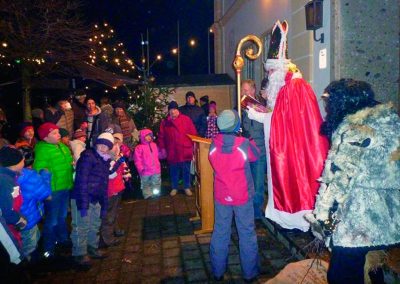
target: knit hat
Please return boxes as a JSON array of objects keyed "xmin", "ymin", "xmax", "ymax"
[
  {"xmin": 200, "ymin": 95, "xmax": 209, "ymax": 103},
  {"xmin": 74, "ymin": 89, "xmax": 87, "ymax": 98},
  {"xmin": 113, "ymin": 101, "xmax": 126, "ymax": 109},
  {"xmin": 185, "ymin": 91, "xmax": 196, "ymax": 100},
  {"xmin": 59, "ymin": 128, "xmax": 69, "ymax": 138},
  {"xmin": 217, "ymin": 110, "xmax": 240, "ymax": 133},
  {"xmin": 73, "ymin": 129, "xmax": 87, "ymax": 139},
  {"xmin": 37, "ymin": 122, "xmax": 59, "ymax": 140},
  {"xmin": 95, "ymin": 132, "xmax": 114, "ymax": 149},
  {"xmin": 19, "ymin": 122, "xmax": 34, "ymax": 137},
  {"xmin": 168, "ymin": 101, "xmax": 179, "ymax": 110},
  {"xmin": 0, "ymin": 146, "xmax": 24, "ymax": 167}
]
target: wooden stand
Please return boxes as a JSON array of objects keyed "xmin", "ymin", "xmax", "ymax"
[{"xmin": 188, "ymin": 135, "xmax": 214, "ymax": 234}]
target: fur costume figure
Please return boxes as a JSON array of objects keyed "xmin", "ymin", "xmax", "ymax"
[{"xmin": 307, "ymin": 79, "xmax": 400, "ymax": 284}]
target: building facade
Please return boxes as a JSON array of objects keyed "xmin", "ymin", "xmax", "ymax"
[{"xmin": 213, "ymin": 0, "xmax": 399, "ymax": 111}]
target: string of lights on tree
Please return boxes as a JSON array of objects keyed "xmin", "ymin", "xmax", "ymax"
[{"xmin": 89, "ymin": 22, "xmax": 139, "ymax": 77}]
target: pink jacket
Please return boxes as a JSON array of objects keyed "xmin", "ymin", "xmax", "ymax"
[
  {"xmin": 158, "ymin": 113, "xmax": 197, "ymax": 164},
  {"xmin": 133, "ymin": 129, "xmax": 161, "ymax": 176},
  {"xmin": 208, "ymin": 134, "xmax": 259, "ymax": 206}
]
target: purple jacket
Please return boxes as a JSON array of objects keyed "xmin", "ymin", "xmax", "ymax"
[
  {"xmin": 133, "ymin": 129, "xmax": 161, "ymax": 176},
  {"xmin": 71, "ymin": 148, "xmax": 110, "ymax": 216}
]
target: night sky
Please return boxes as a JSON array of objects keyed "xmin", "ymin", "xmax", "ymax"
[{"xmin": 84, "ymin": 0, "xmax": 214, "ymax": 77}]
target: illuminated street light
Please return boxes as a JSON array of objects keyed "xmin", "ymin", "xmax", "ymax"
[
  {"xmin": 156, "ymin": 54, "xmax": 162, "ymax": 60},
  {"xmin": 189, "ymin": 39, "xmax": 196, "ymax": 47},
  {"xmin": 2, "ymin": 42, "xmax": 8, "ymax": 48},
  {"xmin": 171, "ymin": 48, "xmax": 178, "ymax": 55}
]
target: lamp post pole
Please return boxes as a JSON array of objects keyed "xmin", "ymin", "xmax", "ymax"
[
  {"xmin": 207, "ymin": 29, "xmax": 210, "ymax": 74},
  {"xmin": 177, "ymin": 20, "xmax": 181, "ymax": 76}
]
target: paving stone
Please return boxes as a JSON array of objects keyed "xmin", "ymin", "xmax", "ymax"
[
  {"xmin": 180, "ymin": 235, "xmax": 197, "ymax": 243},
  {"xmin": 70, "ymin": 278, "xmax": 96, "ymax": 284},
  {"xmin": 162, "ymin": 239, "xmax": 179, "ymax": 249},
  {"xmin": 197, "ymin": 235, "xmax": 211, "ymax": 244},
  {"xmin": 121, "ymin": 262, "xmax": 141, "ymax": 273},
  {"xmin": 181, "ymin": 243, "xmax": 199, "ymax": 251},
  {"xmin": 143, "ymin": 242, "xmax": 161, "ymax": 255},
  {"xmin": 200, "ymin": 244, "xmax": 210, "ymax": 253},
  {"xmin": 163, "ymin": 266, "xmax": 183, "ymax": 278},
  {"xmin": 142, "ymin": 264, "xmax": 161, "ymax": 276},
  {"xmin": 163, "ymin": 256, "xmax": 181, "ymax": 267},
  {"xmin": 228, "ymin": 254, "xmax": 241, "ymax": 264},
  {"xmin": 228, "ymin": 263, "xmax": 242, "ymax": 276},
  {"xmin": 183, "ymin": 258, "xmax": 204, "ymax": 270},
  {"xmin": 141, "ymin": 276, "xmax": 162, "ymax": 283},
  {"xmin": 119, "ymin": 273, "xmax": 142, "ymax": 284},
  {"xmin": 159, "ymin": 276, "xmax": 186, "ymax": 284},
  {"xmin": 96, "ymin": 268, "xmax": 119, "ymax": 281},
  {"xmin": 143, "ymin": 255, "xmax": 161, "ymax": 265},
  {"xmin": 182, "ymin": 249, "xmax": 201, "ymax": 260},
  {"xmin": 124, "ymin": 244, "xmax": 141, "ymax": 253},
  {"xmin": 163, "ymin": 247, "xmax": 180, "ymax": 258},
  {"xmin": 186, "ymin": 269, "xmax": 209, "ymax": 282}
]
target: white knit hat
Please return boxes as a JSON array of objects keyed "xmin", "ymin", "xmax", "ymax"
[{"xmin": 95, "ymin": 132, "xmax": 114, "ymax": 149}]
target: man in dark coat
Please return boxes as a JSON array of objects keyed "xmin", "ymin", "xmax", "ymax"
[{"xmin": 179, "ymin": 91, "xmax": 207, "ymax": 137}]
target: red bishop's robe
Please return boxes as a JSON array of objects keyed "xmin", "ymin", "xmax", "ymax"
[{"xmin": 268, "ymin": 72, "xmax": 329, "ymax": 230}]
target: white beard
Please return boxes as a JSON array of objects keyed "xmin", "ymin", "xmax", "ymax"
[{"xmin": 264, "ymin": 67, "xmax": 287, "ymax": 109}]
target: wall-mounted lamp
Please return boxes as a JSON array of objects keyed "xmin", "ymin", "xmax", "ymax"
[{"xmin": 305, "ymin": 0, "xmax": 324, "ymax": 43}]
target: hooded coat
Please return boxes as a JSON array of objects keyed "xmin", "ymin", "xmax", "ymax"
[
  {"xmin": 208, "ymin": 134, "xmax": 259, "ymax": 206},
  {"xmin": 133, "ymin": 129, "xmax": 161, "ymax": 176}
]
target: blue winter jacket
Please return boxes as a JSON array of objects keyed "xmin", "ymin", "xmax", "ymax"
[
  {"xmin": 18, "ymin": 168, "xmax": 52, "ymax": 230},
  {"xmin": 71, "ymin": 148, "xmax": 110, "ymax": 216}
]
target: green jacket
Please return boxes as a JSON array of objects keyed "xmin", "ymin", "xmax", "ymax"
[{"xmin": 33, "ymin": 141, "xmax": 74, "ymax": 192}]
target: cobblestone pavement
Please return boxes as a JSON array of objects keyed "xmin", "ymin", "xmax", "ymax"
[{"xmin": 32, "ymin": 194, "xmax": 298, "ymax": 284}]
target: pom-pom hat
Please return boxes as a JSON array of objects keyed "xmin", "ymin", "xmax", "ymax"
[{"xmin": 95, "ymin": 132, "xmax": 114, "ymax": 149}]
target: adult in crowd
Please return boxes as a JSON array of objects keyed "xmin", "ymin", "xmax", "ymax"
[
  {"xmin": 247, "ymin": 20, "xmax": 328, "ymax": 231},
  {"xmin": 307, "ymin": 79, "xmax": 400, "ymax": 284},
  {"xmin": 100, "ymin": 96, "xmax": 114, "ymax": 123},
  {"xmin": 179, "ymin": 91, "xmax": 207, "ymax": 137},
  {"xmin": 56, "ymin": 99, "xmax": 74, "ymax": 139},
  {"xmin": 83, "ymin": 97, "xmax": 110, "ymax": 148},
  {"xmin": 205, "ymin": 101, "xmax": 219, "ymax": 139},
  {"xmin": 199, "ymin": 95, "xmax": 210, "ymax": 116},
  {"xmin": 31, "ymin": 108, "xmax": 45, "ymax": 138},
  {"xmin": 158, "ymin": 101, "xmax": 197, "ymax": 196},
  {"xmin": 44, "ymin": 98, "xmax": 63, "ymax": 125},
  {"xmin": 111, "ymin": 101, "xmax": 137, "ymax": 147},
  {"xmin": 0, "ymin": 108, "xmax": 12, "ymax": 144},
  {"xmin": 241, "ymin": 79, "xmax": 267, "ymax": 220},
  {"xmin": 71, "ymin": 90, "xmax": 87, "ymax": 131}
]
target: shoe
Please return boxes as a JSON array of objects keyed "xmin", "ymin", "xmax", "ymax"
[
  {"xmin": 213, "ymin": 275, "xmax": 224, "ymax": 281},
  {"xmin": 170, "ymin": 189, "xmax": 178, "ymax": 196},
  {"xmin": 73, "ymin": 255, "xmax": 92, "ymax": 271},
  {"xmin": 184, "ymin": 188, "xmax": 193, "ymax": 196},
  {"xmin": 114, "ymin": 229, "xmax": 125, "ymax": 237},
  {"xmin": 87, "ymin": 246, "xmax": 108, "ymax": 259},
  {"xmin": 99, "ymin": 238, "xmax": 120, "ymax": 248}
]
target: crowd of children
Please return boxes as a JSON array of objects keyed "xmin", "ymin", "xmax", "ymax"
[{"xmin": 0, "ymin": 115, "xmax": 165, "ymax": 278}]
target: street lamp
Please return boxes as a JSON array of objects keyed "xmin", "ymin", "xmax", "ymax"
[
  {"xmin": 208, "ymin": 28, "xmax": 213, "ymax": 74},
  {"xmin": 189, "ymin": 39, "xmax": 196, "ymax": 47}
]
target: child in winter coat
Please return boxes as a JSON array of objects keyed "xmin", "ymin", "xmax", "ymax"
[
  {"xmin": 100, "ymin": 132, "xmax": 130, "ymax": 247},
  {"xmin": 133, "ymin": 129, "xmax": 161, "ymax": 199},
  {"xmin": 70, "ymin": 132, "xmax": 114, "ymax": 269},
  {"xmin": 205, "ymin": 102, "xmax": 218, "ymax": 139},
  {"xmin": 18, "ymin": 168, "xmax": 51, "ymax": 260},
  {"xmin": 0, "ymin": 147, "xmax": 27, "ymax": 250},
  {"xmin": 33, "ymin": 122, "xmax": 74, "ymax": 258},
  {"xmin": 208, "ymin": 110, "xmax": 260, "ymax": 282},
  {"xmin": 15, "ymin": 122, "xmax": 36, "ymax": 168}
]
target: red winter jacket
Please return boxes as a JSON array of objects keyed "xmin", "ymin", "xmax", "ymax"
[
  {"xmin": 158, "ymin": 113, "xmax": 197, "ymax": 164},
  {"xmin": 208, "ymin": 134, "xmax": 259, "ymax": 206},
  {"xmin": 107, "ymin": 160, "xmax": 125, "ymax": 197}
]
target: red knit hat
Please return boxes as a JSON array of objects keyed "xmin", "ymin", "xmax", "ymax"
[{"xmin": 38, "ymin": 122, "xmax": 59, "ymax": 140}]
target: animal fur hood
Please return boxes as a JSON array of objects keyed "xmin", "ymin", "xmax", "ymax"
[{"xmin": 313, "ymin": 103, "xmax": 400, "ymax": 248}]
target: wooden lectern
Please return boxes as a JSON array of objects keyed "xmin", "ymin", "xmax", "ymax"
[{"xmin": 188, "ymin": 135, "xmax": 214, "ymax": 234}]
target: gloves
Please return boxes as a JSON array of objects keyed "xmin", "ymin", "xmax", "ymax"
[
  {"xmin": 304, "ymin": 213, "xmax": 325, "ymax": 241},
  {"xmin": 16, "ymin": 217, "xmax": 27, "ymax": 230},
  {"xmin": 80, "ymin": 209, "xmax": 88, "ymax": 218}
]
